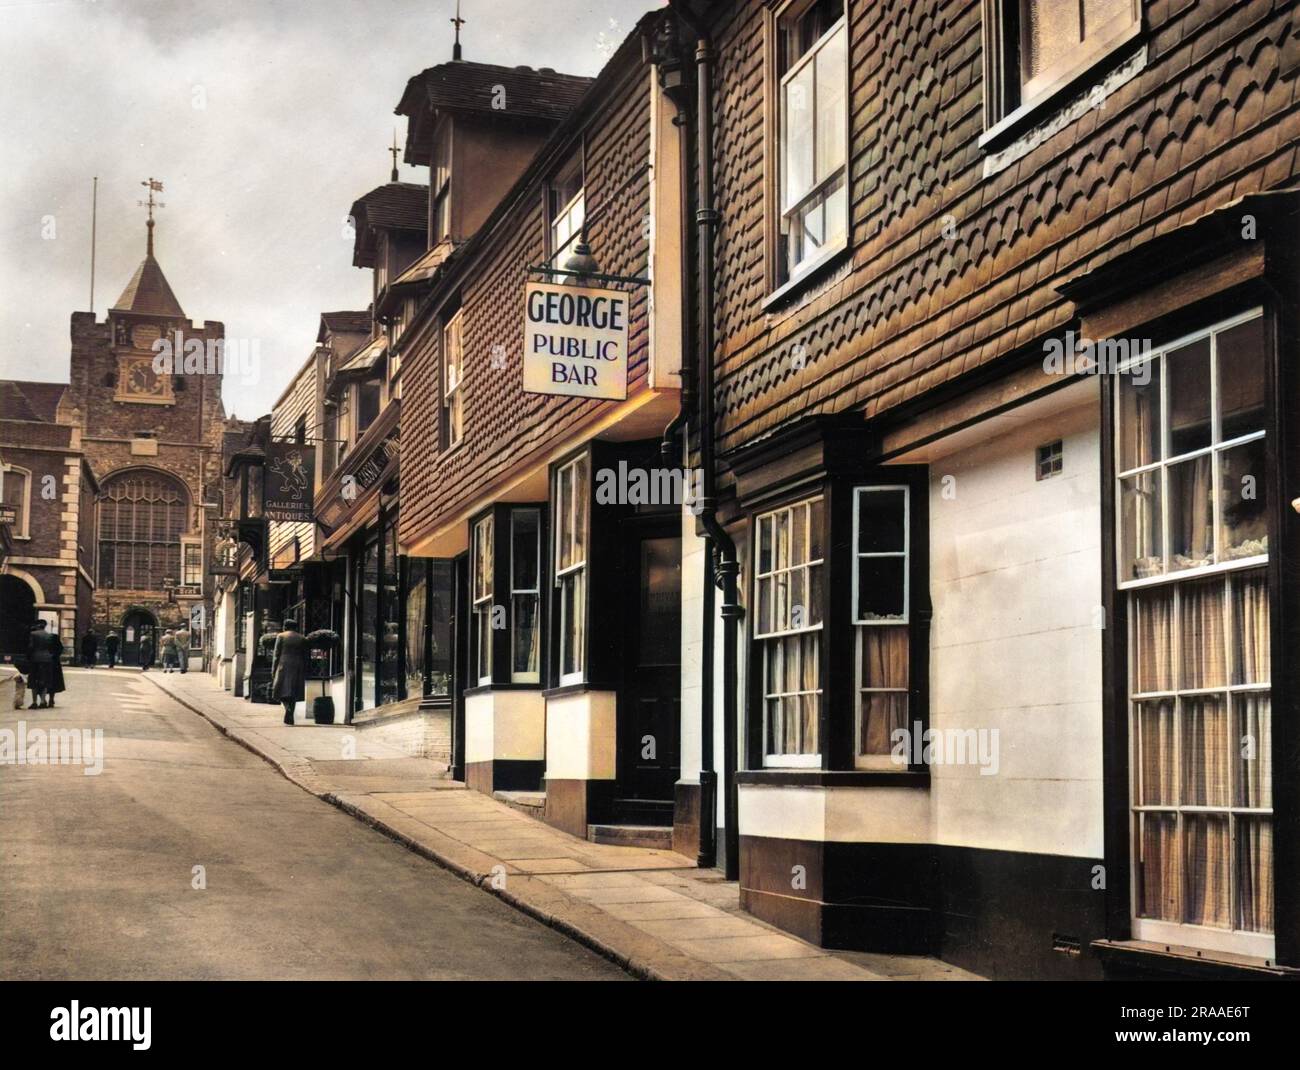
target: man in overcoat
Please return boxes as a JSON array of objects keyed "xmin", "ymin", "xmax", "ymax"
[{"xmin": 271, "ymin": 618, "xmax": 307, "ymax": 726}]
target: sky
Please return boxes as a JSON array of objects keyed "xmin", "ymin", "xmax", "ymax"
[{"xmin": 0, "ymin": 0, "xmax": 660, "ymax": 421}]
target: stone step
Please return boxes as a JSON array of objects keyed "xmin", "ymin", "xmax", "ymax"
[
  {"xmin": 587, "ymin": 823, "xmax": 674, "ymax": 849},
  {"xmin": 492, "ymin": 790, "xmax": 546, "ymax": 815}
]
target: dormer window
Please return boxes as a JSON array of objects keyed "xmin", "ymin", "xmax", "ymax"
[
  {"xmin": 431, "ymin": 120, "xmax": 452, "ymax": 243},
  {"xmin": 548, "ymin": 155, "xmax": 584, "ymax": 263}
]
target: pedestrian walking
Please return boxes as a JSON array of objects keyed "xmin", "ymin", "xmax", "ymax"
[
  {"xmin": 270, "ymin": 618, "xmax": 306, "ymax": 726},
  {"xmin": 139, "ymin": 632, "xmax": 155, "ymax": 671},
  {"xmin": 175, "ymin": 628, "xmax": 190, "ymax": 673},
  {"xmin": 26, "ymin": 620, "xmax": 65, "ymax": 708},
  {"xmin": 104, "ymin": 631, "xmax": 120, "ymax": 668},
  {"xmin": 80, "ymin": 629, "xmax": 98, "ymax": 668},
  {"xmin": 160, "ymin": 630, "xmax": 178, "ymax": 672}
]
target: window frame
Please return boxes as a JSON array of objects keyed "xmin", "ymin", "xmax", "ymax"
[
  {"xmin": 754, "ymin": 495, "xmax": 826, "ymax": 768},
  {"xmin": 547, "ymin": 153, "xmax": 585, "ymax": 264},
  {"xmin": 851, "ymin": 485, "xmax": 912, "ymax": 769},
  {"xmin": 471, "ymin": 513, "xmax": 494, "ymax": 687},
  {"xmin": 510, "ymin": 507, "xmax": 542, "ymax": 684},
  {"xmin": 442, "ymin": 309, "xmax": 464, "ymax": 450},
  {"xmin": 981, "ymin": 0, "xmax": 1143, "ymax": 141},
  {"xmin": 0, "ymin": 463, "xmax": 32, "ymax": 540},
  {"xmin": 765, "ymin": 0, "xmax": 851, "ymax": 300},
  {"xmin": 553, "ymin": 453, "xmax": 590, "ymax": 687}
]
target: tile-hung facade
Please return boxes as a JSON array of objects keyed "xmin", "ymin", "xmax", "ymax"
[
  {"xmin": 678, "ymin": 0, "xmax": 1300, "ymax": 979},
  {"xmin": 398, "ymin": 20, "xmax": 693, "ymax": 837}
]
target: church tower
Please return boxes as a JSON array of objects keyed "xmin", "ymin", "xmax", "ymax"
[{"xmin": 64, "ymin": 180, "xmax": 233, "ymax": 664}]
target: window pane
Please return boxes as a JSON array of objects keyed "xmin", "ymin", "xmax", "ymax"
[
  {"xmin": 1119, "ymin": 470, "xmax": 1162, "ymax": 580},
  {"xmin": 775, "ymin": 509, "xmax": 790, "ymax": 571},
  {"xmin": 859, "ymin": 626, "xmax": 909, "ymax": 688},
  {"xmin": 789, "ymin": 566, "xmax": 806, "ymax": 630},
  {"xmin": 1137, "ymin": 700, "xmax": 1176, "ymax": 805},
  {"xmin": 1217, "ymin": 317, "xmax": 1266, "ymax": 442},
  {"xmin": 1166, "ymin": 337, "xmax": 1212, "ymax": 457},
  {"xmin": 512, "ymin": 593, "xmax": 539, "ymax": 677},
  {"xmin": 1178, "ymin": 576, "xmax": 1226, "ymax": 689},
  {"xmin": 807, "ymin": 561, "xmax": 824, "ymax": 627},
  {"xmin": 1230, "ymin": 570, "xmax": 1269, "ymax": 685},
  {"xmin": 1181, "ymin": 695, "xmax": 1228, "ymax": 807},
  {"xmin": 791, "ymin": 503, "xmax": 807, "ymax": 567},
  {"xmin": 1236, "ymin": 817, "xmax": 1274, "ymax": 933},
  {"xmin": 782, "ymin": 63, "xmax": 815, "ymax": 211},
  {"xmin": 1021, "ymin": 0, "xmax": 1081, "ymax": 84},
  {"xmin": 1167, "ymin": 454, "xmax": 1213, "ymax": 571},
  {"xmin": 1183, "ymin": 814, "xmax": 1230, "ymax": 928},
  {"xmin": 1233, "ymin": 693, "xmax": 1272, "ymax": 809},
  {"xmin": 758, "ymin": 514, "xmax": 773, "ymax": 574},
  {"xmin": 557, "ymin": 465, "xmax": 573, "ymax": 571},
  {"xmin": 1138, "ymin": 812, "xmax": 1181, "ymax": 922},
  {"xmin": 808, "ymin": 498, "xmax": 824, "ymax": 560},
  {"xmin": 1118, "ymin": 359, "xmax": 1161, "ymax": 471},
  {"xmin": 512, "ymin": 509, "xmax": 539, "ymax": 590},
  {"xmin": 857, "ymin": 488, "xmax": 906, "ymax": 552},
  {"xmin": 1218, "ymin": 438, "xmax": 1267, "ymax": 561},
  {"xmin": 858, "ymin": 692, "xmax": 907, "ymax": 758},
  {"xmin": 1132, "ymin": 587, "xmax": 1174, "ymax": 693},
  {"xmin": 857, "ymin": 556, "xmax": 905, "ymax": 621},
  {"xmin": 814, "ymin": 23, "xmax": 846, "ymax": 184},
  {"xmin": 573, "ymin": 457, "xmax": 589, "ymax": 564},
  {"xmin": 757, "ymin": 575, "xmax": 772, "ymax": 636}
]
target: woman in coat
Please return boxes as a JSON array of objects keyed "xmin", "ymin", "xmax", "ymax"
[
  {"xmin": 139, "ymin": 633, "xmax": 155, "ymax": 671},
  {"xmin": 271, "ymin": 618, "xmax": 306, "ymax": 726},
  {"xmin": 26, "ymin": 621, "xmax": 65, "ymax": 708}
]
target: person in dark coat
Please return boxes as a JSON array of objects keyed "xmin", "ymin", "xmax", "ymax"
[
  {"xmin": 104, "ymin": 631, "xmax": 120, "ymax": 669},
  {"xmin": 138, "ymin": 632, "xmax": 155, "ymax": 671},
  {"xmin": 271, "ymin": 618, "xmax": 307, "ymax": 726},
  {"xmin": 27, "ymin": 621, "xmax": 64, "ymax": 708},
  {"xmin": 80, "ymin": 629, "xmax": 98, "ymax": 668}
]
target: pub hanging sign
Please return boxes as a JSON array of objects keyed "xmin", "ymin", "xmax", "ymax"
[
  {"xmin": 264, "ymin": 442, "xmax": 316, "ymax": 523},
  {"xmin": 523, "ymin": 281, "xmax": 629, "ymax": 401}
]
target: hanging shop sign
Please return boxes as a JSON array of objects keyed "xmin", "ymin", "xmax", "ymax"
[
  {"xmin": 264, "ymin": 442, "xmax": 316, "ymax": 523},
  {"xmin": 523, "ymin": 281, "xmax": 629, "ymax": 401}
]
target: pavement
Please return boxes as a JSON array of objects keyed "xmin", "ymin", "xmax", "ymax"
[
  {"xmin": 0, "ymin": 668, "xmax": 626, "ymax": 980},
  {"xmin": 136, "ymin": 668, "xmax": 980, "ymax": 982}
]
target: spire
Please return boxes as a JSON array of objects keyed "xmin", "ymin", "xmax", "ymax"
[
  {"xmin": 389, "ymin": 130, "xmax": 400, "ymax": 182},
  {"xmin": 138, "ymin": 177, "xmax": 165, "ymax": 257},
  {"xmin": 451, "ymin": 0, "xmax": 464, "ymax": 61}
]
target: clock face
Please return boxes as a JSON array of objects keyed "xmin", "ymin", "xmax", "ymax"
[
  {"xmin": 131, "ymin": 323, "xmax": 161, "ymax": 350},
  {"xmin": 127, "ymin": 360, "xmax": 162, "ymax": 395}
]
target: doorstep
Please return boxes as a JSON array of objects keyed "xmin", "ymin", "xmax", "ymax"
[
  {"xmin": 142, "ymin": 669, "xmax": 978, "ymax": 981},
  {"xmin": 493, "ymin": 790, "xmax": 547, "ymax": 816},
  {"xmin": 588, "ymin": 824, "xmax": 673, "ymax": 849}
]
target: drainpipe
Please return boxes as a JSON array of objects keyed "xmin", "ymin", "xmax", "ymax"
[
  {"xmin": 673, "ymin": 4, "xmax": 741, "ymax": 881},
  {"xmin": 651, "ymin": 9, "xmax": 714, "ymax": 869}
]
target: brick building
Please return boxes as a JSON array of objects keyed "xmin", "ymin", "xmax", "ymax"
[{"xmin": 1, "ymin": 212, "xmax": 238, "ymax": 668}]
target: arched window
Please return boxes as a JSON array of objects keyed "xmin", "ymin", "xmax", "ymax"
[
  {"xmin": 1, "ymin": 464, "xmax": 31, "ymax": 539},
  {"xmin": 98, "ymin": 469, "xmax": 190, "ymax": 591}
]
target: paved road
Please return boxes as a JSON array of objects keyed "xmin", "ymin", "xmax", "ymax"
[{"xmin": 0, "ymin": 668, "xmax": 627, "ymax": 980}]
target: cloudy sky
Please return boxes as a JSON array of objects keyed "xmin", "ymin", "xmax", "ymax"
[{"xmin": 0, "ymin": 0, "xmax": 659, "ymax": 420}]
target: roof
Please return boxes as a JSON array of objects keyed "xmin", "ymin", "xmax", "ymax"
[
  {"xmin": 335, "ymin": 335, "xmax": 386, "ymax": 379},
  {"xmin": 398, "ymin": 60, "xmax": 592, "ymax": 124},
  {"xmin": 0, "ymin": 380, "xmax": 65, "ymax": 422},
  {"xmin": 349, "ymin": 182, "xmax": 429, "ymax": 268},
  {"xmin": 317, "ymin": 311, "xmax": 371, "ymax": 342},
  {"xmin": 111, "ymin": 253, "xmax": 186, "ymax": 318},
  {"xmin": 390, "ymin": 239, "xmax": 458, "ymax": 288}
]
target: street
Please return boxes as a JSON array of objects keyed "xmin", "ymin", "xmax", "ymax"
[{"xmin": 0, "ymin": 668, "xmax": 627, "ymax": 981}]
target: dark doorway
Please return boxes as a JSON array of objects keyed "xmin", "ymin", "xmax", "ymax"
[
  {"xmin": 616, "ymin": 522, "xmax": 682, "ymax": 825},
  {"xmin": 120, "ymin": 609, "xmax": 157, "ymax": 666},
  {"xmin": 0, "ymin": 575, "xmax": 36, "ymax": 664}
]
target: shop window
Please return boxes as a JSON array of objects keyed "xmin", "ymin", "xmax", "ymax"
[
  {"xmin": 754, "ymin": 496, "xmax": 824, "ymax": 767},
  {"xmin": 0, "ymin": 464, "xmax": 31, "ymax": 539},
  {"xmin": 773, "ymin": 0, "xmax": 847, "ymax": 289},
  {"xmin": 554, "ymin": 454, "xmax": 589, "ymax": 685},
  {"xmin": 511, "ymin": 509, "xmax": 541, "ymax": 683},
  {"xmin": 443, "ymin": 310, "xmax": 464, "ymax": 449},
  {"xmin": 405, "ymin": 558, "xmax": 453, "ymax": 700},
  {"xmin": 1116, "ymin": 309, "xmax": 1273, "ymax": 958},
  {"xmin": 472, "ymin": 514, "xmax": 494, "ymax": 685},
  {"xmin": 379, "ymin": 513, "xmax": 401, "ymax": 705},
  {"xmin": 853, "ymin": 487, "xmax": 910, "ymax": 768},
  {"xmin": 983, "ymin": 0, "xmax": 1140, "ymax": 129}
]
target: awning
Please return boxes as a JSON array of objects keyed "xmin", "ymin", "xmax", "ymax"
[{"xmin": 335, "ymin": 335, "xmax": 386, "ymax": 379}]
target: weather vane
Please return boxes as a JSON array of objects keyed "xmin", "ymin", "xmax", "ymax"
[
  {"xmin": 137, "ymin": 177, "xmax": 165, "ymax": 256},
  {"xmin": 389, "ymin": 130, "xmax": 400, "ymax": 182},
  {"xmin": 451, "ymin": 0, "xmax": 465, "ymax": 61}
]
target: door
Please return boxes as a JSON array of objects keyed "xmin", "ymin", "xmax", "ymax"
[
  {"xmin": 121, "ymin": 610, "xmax": 156, "ymax": 666},
  {"xmin": 618, "ymin": 524, "xmax": 682, "ymax": 821}
]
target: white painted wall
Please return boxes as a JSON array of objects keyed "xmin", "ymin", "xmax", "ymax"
[
  {"xmin": 544, "ymin": 690, "xmax": 617, "ymax": 781},
  {"xmin": 465, "ymin": 689, "xmax": 545, "ymax": 764}
]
